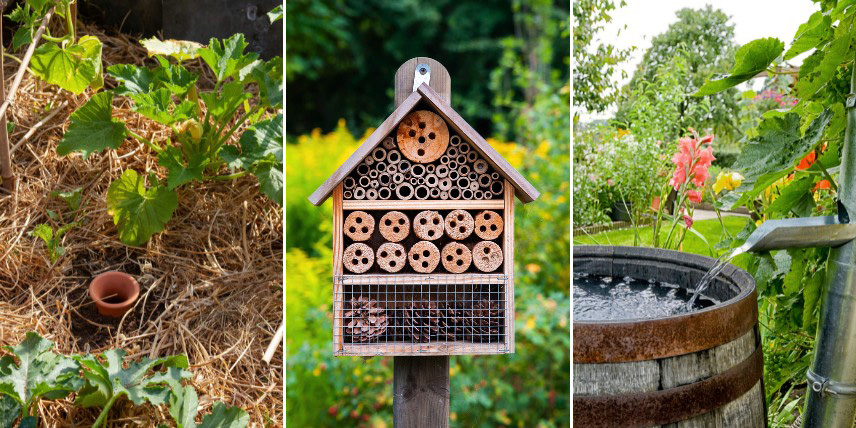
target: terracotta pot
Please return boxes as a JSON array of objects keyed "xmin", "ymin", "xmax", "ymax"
[{"xmin": 88, "ymin": 271, "xmax": 140, "ymax": 318}]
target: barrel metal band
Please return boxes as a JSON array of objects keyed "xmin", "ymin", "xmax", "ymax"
[
  {"xmin": 574, "ymin": 289, "xmax": 758, "ymax": 363},
  {"xmin": 573, "ymin": 343, "xmax": 764, "ymax": 428}
]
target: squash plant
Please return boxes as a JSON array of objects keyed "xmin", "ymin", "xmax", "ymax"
[{"xmin": 56, "ymin": 34, "xmax": 283, "ymax": 245}]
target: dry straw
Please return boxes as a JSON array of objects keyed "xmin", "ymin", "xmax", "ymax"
[{"xmin": 0, "ymin": 23, "xmax": 282, "ymax": 426}]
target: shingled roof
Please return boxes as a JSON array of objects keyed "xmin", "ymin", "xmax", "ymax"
[{"xmin": 308, "ymin": 83, "xmax": 540, "ymax": 205}]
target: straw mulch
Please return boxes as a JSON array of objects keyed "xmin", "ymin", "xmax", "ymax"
[{"xmin": 0, "ymin": 22, "xmax": 282, "ymax": 426}]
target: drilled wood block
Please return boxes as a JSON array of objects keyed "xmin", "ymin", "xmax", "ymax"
[
  {"xmin": 379, "ymin": 211, "xmax": 410, "ymax": 242},
  {"xmin": 444, "ymin": 210, "xmax": 474, "ymax": 240},
  {"xmin": 344, "ymin": 243, "xmax": 374, "ymax": 273},
  {"xmin": 413, "ymin": 210, "xmax": 444, "ymax": 240},
  {"xmin": 396, "ymin": 110, "xmax": 449, "ymax": 163},
  {"xmin": 472, "ymin": 241, "xmax": 503, "ymax": 272},
  {"xmin": 441, "ymin": 242, "xmax": 472, "ymax": 273},
  {"xmin": 409, "ymin": 240, "xmax": 440, "ymax": 273},
  {"xmin": 474, "ymin": 210, "xmax": 503, "ymax": 240},
  {"xmin": 344, "ymin": 211, "xmax": 375, "ymax": 241},
  {"xmin": 377, "ymin": 242, "xmax": 406, "ymax": 273}
]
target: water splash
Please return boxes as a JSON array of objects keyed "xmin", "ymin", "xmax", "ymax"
[
  {"xmin": 685, "ymin": 246, "xmax": 747, "ymax": 309},
  {"xmin": 573, "ymin": 273, "xmax": 711, "ymax": 321}
]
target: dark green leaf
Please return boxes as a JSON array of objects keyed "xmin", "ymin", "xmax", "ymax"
[
  {"xmin": 130, "ymin": 88, "xmax": 195, "ymax": 125},
  {"xmin": 766, "ymin": 177, "xmax": 815, "ymax": 216},
  {"xmin": 56, "ymin": 92, "xmax": 127, "ymax": 159},
  {"xmin": 695, "ymin": 38, "xmax": 784, "ymax": 96},
  {"xmin": 797, "ymin": 15, "xmax": 854, "ymax": 98},
  {"xmin": 0, "ymin": 332, "xmax": 81, "ymax": 411},
  {"xmin": 241, "ymin": 57, "xmax": 282, "ymax": 108},
  {"xmin": 106, "ymin": 170, "xmax": 178, "ymax": 246},
  {"xmin": 221, "ymin": 115, "xmax": 283, "ymax": 169},
  {"xmin": 784, "ymin": 11, "xmax": 831, "ymax": 60},
  {"xmin": 199, "ymin": 402, "xmax": 249, "ymax": 428},
  {"xmin": 199, "ymin": 82, "xmax": 251, "ymax": 123},
  {"xmin": 198, "ymin": 34, "xmax": 259, "ymax": 82},
  {"xmin": 783, "ymin": 249, "xmax": 806, "ymax": 295},
  {"xmin": 0, "ymin": 394, "xmax": 20, "ymax": 428},
  {"xmin": 169, "ymin": 385, "xmax": 199, "ymax": 428},
  {"xmin": 803, "ymin": 266, "xmax": 824, "ymax": 331},
  {"xmin": 153, "ymin": 57, "xmax": 198, "ymax": 96},
  {"xmin": 17, "ymin": 417, "xmax": 37, "ymax": 428},
  {"xmin": 107, "ymin": 64, "xmax": 158, "ymax": 95},
  {"xmin": 158, "ymin": 146, "xmax": 209, "ymax": 190},
  {"xmin": 254, "ymin": 163, "xmax": 283, "ymax": 206},
  {"xmin": 50, "ymin": 187, "xmax": 83, "ymax": 212}
]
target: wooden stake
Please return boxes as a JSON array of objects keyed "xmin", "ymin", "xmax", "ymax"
[{"xmin": 393, "ymin": 57, "xmax": 452, "ymax": 428}]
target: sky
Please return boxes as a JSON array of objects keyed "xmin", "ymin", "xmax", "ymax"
[{"xmin": 579, "ymin": 0, "xmax": 817, "ymax": 120}]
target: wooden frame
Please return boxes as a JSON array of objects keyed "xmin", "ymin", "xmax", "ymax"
[
  {"xmin": 503, "ymin": 179, "xmax": 515, "ymax": 352},
  {"xmin": 343, "ymin": 200, "xmax": 504, "ymax": 211}
]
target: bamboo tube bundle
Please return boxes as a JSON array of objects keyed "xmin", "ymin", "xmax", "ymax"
[
  {"xmin": 449, "ymin": 188, "xmax": 461, "ymax": 199},
  {"xmin": 450, "ymin": 135, "xmax": 462, "ymax": 146},
  {"xmin": 447, "ymin": 147, "xmax": 459, "ymax": 158},
  {"xmin": 445, "ymin": 210, "xmax": 474, "ymax": 240},
  {"xmin": 466, "ymin": 151, "xmax": 478, "ymax": 163},
  {"xmin": 430, "ymin": 187, "xmax": 440, "ymax": 198},
  {"xmin": 474, "ymin": 160, "xmax": 488, "ymax": 174},
  {"xmin": 447, "ymin": 160, "xmax": 458, "ymax": 171},
  {"xmin": 376, "ymin": 162, "xmax": 387, "ymax": 173},
  {"xmin": 397, "ymin": 110, "xmax": 450, "ymax": 163},
  {"xmin": 440, "ymin": 155, "xmax": 450, "ymax": 165},
  {"xmin": 413, "ymin": 210, "xmax": 444, "ymax": 240},
  {"xmin": 440, "ymin": 190, "xmax": 449, "ymax": 200},
  {"xmin": 442, "ymin": 242, "xmax": 472, "ymax": 273},
  {"xmin": 378, "ymin": 187, "xmax": 392, "ymax": 199},
  {"xmin": 409, "ymin": 241, "xmax": 440, "ymax": 273},
  {"xmin": 387, "ymin": 164, "xmax": 398, "ymax": 174},
  {"xmin": 472, "ymin": 241, "xmax": 503, "ymax": 272},
  {"xmin": 379, "ymin": 211, "xmax": 410, "ymax": 242},
  {"xmin": 344, "ymin": 211, "xmax": 375, "ymax": 241},
  {"xmin": 424, "ymin": 173, "xmax": 439, "ymax": 187},
  {"xmin": 382, "ymin": 136, "xmax": 396, "ymax": 150},
  {"xmin": 474, "ymin": 210, "xmax": 503, "ymax": 240},
  {"xmin": 474, "ymin": 190, "xmax": 483, "ymax": 199},
  {"xmin": 366, "ymin": 188, "xmax": 378, "ymax": 200},
  {"xmin": 478, "ymin": 174, "xmax": 491, "ymax": 188},
  {"xmin": 456, "ymin": 177, "xmax": 470, "ymax": 189},
  {"xmin": 393, "ymin": 173, "xmax": 405, "ymax": 184},
  {"xmin": 491, "ymin": 172, "xmax": 500, "ymax": 180},
  {"xmin": 376, "ymin": 243, "xmax": 406, "ymax": 273},
  {"xmin": 435, "ymin": 164, "xmax": 449, "ymax": 178},
  {"xmin": 353, "ymin": 188, "xmax": 366, "ymax": 199},
  {"xmin": 344, "ymin": 243, "xmax": 375, "ymax": 273},
  {"xmin": 372, "ymin": 147, "xmax": 387, "ymax": 162},
  {"xmin": 414, "ymin": 185, "xmax": 430, "ymax": 200},
  {"xmin": 456, "ymin": 154, "xmax": 467, "ymax": 165},
  {"xmin": 396, "ymin": 183, "xmax": 414, "ymax": 200},
  {"xmin": 344, "ymin": 176, "xmax": 356, "ymax": 189},
  {"xmin": 468, "ymin": 181, "xmax": 479, "ymax": 192},
  {"xmin": 369, "ymin": 170, "xmax": 379, "ymax": 179},
  {"xmin": 365, "ymin": 156, "xmax": 375, "ymax": 166},
  {"xmin": 357, "ymin": 163, "xmax": 370, "ymax": 175},
  {"xmin": 399, "ymin": 160, "xmax": 412, "ymax": 174},
  {"xmin": 358, "ymin": 174, "xmax": 370, "ymax": 187},
  {"xmin": 459, "ymin": 164, "xmax": 470, "ymax": 176},
  {"xmin": 490, "ymin": 181, "xmax": 504, "ymax": 196},
  {"xmin": 343, "ymin": 190, "xmax": 353, "ymax": 199},
  {"xmin": 411, "ymin": 164, "xmax": 426, "ymax": 177},
  {"xmin": 461, "ymin": 188, "xmax": 474, "ymax": 199},
  {"xmin": 448, "ymin": 169, "xmax": 460, "ymax": 181},
  {"xmin": 426, "ymin": 164, "xmax": 436, "ymax": 174}
]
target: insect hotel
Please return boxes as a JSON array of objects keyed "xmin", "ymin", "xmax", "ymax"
[{"xmin": 309, "ymin": 60, "xmax": 538, "ymax": 356}]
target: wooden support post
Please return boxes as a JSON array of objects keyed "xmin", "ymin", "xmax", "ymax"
[
  {"xmin": 0, "ymin": 8, "xmax": 12, "ymax": 194},
  {"xmin": 392, "ymin": 58, "xmax": 452, "ymax": 426},
  {"xmin": 393, "ymin": 356, "xmax": 450, "ymax": 428}
]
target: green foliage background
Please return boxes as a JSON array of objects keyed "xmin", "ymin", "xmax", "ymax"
[{"xmin": 285, "ymin": 1, "xmax": 570, "ymax": 426}]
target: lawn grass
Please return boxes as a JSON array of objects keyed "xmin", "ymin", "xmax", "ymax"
[{"xmin": 573, "ymin": 216, "xmax": 750, "ymax": 258}]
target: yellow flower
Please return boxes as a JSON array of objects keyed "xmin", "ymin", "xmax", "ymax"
[
  {"xmin": 526, "ymin": 263, "xmax": 541, "ymax": 274},
  {"xmin": 713, "ymin": 171, "xmax": 744, "ymax": 194},
  {"xmin": 525, "ymin": 316, "xmax": 536, "ymax": 331},
  {"xmin": 312, "ymin": 367, "xmax": 321, "ymax": 376}
]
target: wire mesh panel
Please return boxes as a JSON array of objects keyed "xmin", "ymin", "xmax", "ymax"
[{"xmin": 334, "ymin": 274, "xmax": 510, "ymax": 356}]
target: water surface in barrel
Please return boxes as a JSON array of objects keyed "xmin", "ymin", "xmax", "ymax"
[{"xmin": 573, "ymin": 272, "xmax": 712, "ymax": 321}]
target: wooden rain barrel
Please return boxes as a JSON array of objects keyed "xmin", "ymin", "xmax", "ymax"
[{"xmin": 574, "ymin": 246, "xmax": 766, "ymax": 428}]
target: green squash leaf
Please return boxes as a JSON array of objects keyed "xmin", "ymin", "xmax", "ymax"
[
  {"xmin": 129, "ymin": 88, "xmax": 196, "ymax": 125},
  {"xmin": 169, "ymin": 385, "xmax": 199, "ymax": 428},
  {"xmin": 267, "ymin": 5, "xmax": 283, "ymax": 23},
  {"xmin": 152, "ymin": 57, "xmax": 198, "ymax": 96},
  {"xmin": 56, "ymin": 92, "xmax": 127, "ymax": 159},
  {"xmin": 50, "ymin": 187, "xmax": 83, "ymax": 212},
  {"xmin": 241, "ymin": 57, "xmax": 282, "ymax": 108},
  {"xmin": 724, "ymin": 109, "xmax": 832, "ymax": 210},
  {"xmin": 199, "ymin": 402, "xmax": 249, "ymax": 428},
  {"xmin": 107, "ymin": 64, "xmax": 158, "ymax": 95},
  {"xmin": 198, "ymin": 34, "xmax": 259, "ymax": 83},
  {"xmin": 30, "ymin": 35, "xmax": 104, "ymax": 94},
  {"xmin": 199, "ymin": 82, "xmax": 251, "ymax": 123},
  {"xmin": 221, "ymin": 114, "xmax": 283, "ymax": 169},
  {"xmin": 158, "ymin": 146, "xmax": 210, "ymax": 190},
  {"xmin": 74, "ymin": 350, "xmax": 190, "ymax": 409},
  {"xmin": 0, "ymin": 394, "xmax": 21, "ymax": 428},
  {"xmin": 695, "ymin": 38, "xmax": 784, "ymax": 96},
  {"xmin": 106, "ymin": 170, "xmax": 178, "ymax": 246},
  {"xmin": 254, "ymin": 163, "xmax": 283, "ymax": 206},
  {"xmin": 140, "ymin": 38, "xmax": 202, "ymax": 62},
  {"xmin": 766, "ymin": 176, "xmax": 815, "ymax": 216},
  {"xmin": 0, "ymin": 332, "xmax": 82, "ymax": 412}
]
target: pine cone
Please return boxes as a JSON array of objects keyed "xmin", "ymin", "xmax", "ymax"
[
  {"xmin": 447, "ymin": 300, "xmax": 501, "ymax": 342},
  {"xmin": 401, "ymin": 301, "xmax": 444, "ymax": 343},
  {"xmin": 344, "ymin": 296, "xmax": 388, "ymax": 343}
]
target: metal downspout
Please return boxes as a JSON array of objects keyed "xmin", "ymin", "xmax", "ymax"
[{"xmin": 803, "ymin": 57, "xmax": 856, "ymax": 427}]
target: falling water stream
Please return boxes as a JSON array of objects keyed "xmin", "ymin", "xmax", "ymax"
[{"xmin": 685, "ymin": 247, "xmax": 746, "ymax": 310}]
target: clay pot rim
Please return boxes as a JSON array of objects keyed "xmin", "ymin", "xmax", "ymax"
[{"xmin": 88, "ymin": 271, "xmax": 140, "ymax": 307}]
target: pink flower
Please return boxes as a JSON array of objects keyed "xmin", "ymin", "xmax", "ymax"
[
  {"xmin": 607, "ymin": 179, "xmax": 615, "ymax": 186},
  {"xmin": 684, "ymin": 214, "xmax": 694, "ymax": 229},
  {"xmin": 687, "ymin": 189, "xmax": 702, "ymax": 203}
]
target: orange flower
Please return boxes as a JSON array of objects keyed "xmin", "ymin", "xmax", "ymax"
[
  {"xmin": 814, "ymin": 180, "xmax": 832, "ymax": 191},
  {"xmin": 797, "ymin": 152, "xmax": 816, "ymax": 170}
]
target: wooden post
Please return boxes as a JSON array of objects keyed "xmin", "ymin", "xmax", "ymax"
[
  {"xmin": 393, "ymin": 58, "xmax": 451, "ymax": 428},
  {"xmin": 0, "ymin": 5, "xmax": 12, "ymax": 194}
]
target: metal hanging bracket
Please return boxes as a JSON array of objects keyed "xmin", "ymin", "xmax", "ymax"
[
  {"xmin": 846, "ymin": 93, "xmax": 856, "ymax": 109},
  {"xmin": 807, "ymin": 369, "xmax": 856, "ymax": 397},
  {"xmin": 412, "ymin": 64, "xmax": 431, "ymax": 92}
]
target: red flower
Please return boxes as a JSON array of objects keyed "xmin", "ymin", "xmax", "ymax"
[
  {"xmin": 684, "ymin": 214, "xmax": 694, "ymax": 229},
  {"xmin": 687, "ymin": 189, "xmax": 703, "ymax": 203},
  {"xmin": 797, "ymin": 152, "xmax": 816, "ymax": 170}
]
